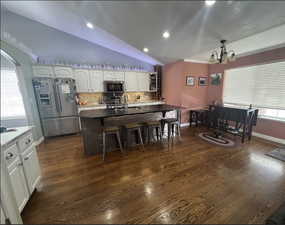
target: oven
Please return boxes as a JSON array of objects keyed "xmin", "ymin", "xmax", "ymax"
[{"xmin": 104, "ymin": 81, "xmax": 125, "ymax": 93}]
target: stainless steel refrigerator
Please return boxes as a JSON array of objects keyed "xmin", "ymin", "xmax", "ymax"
[{"xmin": 32, "ymin": 77, "xmax": 80, "ymax": 137}]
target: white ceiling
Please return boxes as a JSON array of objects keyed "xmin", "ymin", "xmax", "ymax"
[{"xmin": 2, "ymin": 1, "xmax": 285, "ymax": 64}]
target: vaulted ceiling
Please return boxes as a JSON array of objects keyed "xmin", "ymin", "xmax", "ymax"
[{"xmin": 2, "ymin": 1, "xmax": 285, "ymax": 64}]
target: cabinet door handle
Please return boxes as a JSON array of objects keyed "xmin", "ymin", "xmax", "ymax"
[
  {"xmin": 6, "ymin": 152, "xmax": 14, "ymax": 160},
  {"xmin": 17, "ymin": 162, "xmax": 23, "ymax": 167},
  {"xmin": 24, "ymin": 156, "xmax": 29, "ymax": 161}
]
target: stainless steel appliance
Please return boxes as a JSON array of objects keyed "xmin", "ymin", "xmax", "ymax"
[
  {"xmin": 32, "ymin": 77, "xmax": 79, "ymax": 137},
  {"xmin": 103, "ymin": 81, "xmax": 127, "ymax": 110},
  {"xmin": 104, "ymin": 81, "xmax": 125, "ymax": 93}
]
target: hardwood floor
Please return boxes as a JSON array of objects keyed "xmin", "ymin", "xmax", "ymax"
[{"xmin": 22, "ymin": 127, "xmax": 285, "ymax": 224}]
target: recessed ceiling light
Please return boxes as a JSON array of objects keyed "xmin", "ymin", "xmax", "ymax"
[
  {"xmin": 162, "ymin": 31, "xmax": 170, "ymax": 39},
  {"xmin": 86, "ymin": 22, "xmax": 94, "ymax": 29},
  {"xmin": 143, "ymin": 47, "xmax": 149, "ymax": 53},
  {"xmin": 205, "ymin": 0, "xmax": 216, "ymax": 6}
]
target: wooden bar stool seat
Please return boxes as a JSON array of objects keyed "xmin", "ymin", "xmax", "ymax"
[
  {"xmin": 145, "ymin": 121, "xmax": 162, "ymax": 144},
  {"xmin": 102, "ymin": 126, "xmax": 124, "ymax": 161},
  {"xmin": 124, "ymin": 123, "xmax": 144, "ymax": 149}
]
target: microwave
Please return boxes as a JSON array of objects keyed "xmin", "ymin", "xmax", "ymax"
[{"xmin": 104, "ymin": 81, "xmax": 125, "ymax": 93}]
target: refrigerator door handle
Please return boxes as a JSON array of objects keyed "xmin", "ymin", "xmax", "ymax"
[{"xmin": 54, "ymin": 84, "xmax": 62, "ymax": 113}]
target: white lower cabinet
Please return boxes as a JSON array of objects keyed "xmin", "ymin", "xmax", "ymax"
[
  {"xmin": 7, "ymin": 157, "xmax": 30, "ymax": 212},
  {"xmin": 22, "ymin": 146, "xmax": 41, "ymax": 194},
  {"xmin": 3, "ymin": 130, "xmax": 41, "ymax": 214}
]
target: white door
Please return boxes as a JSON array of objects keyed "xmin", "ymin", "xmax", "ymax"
[
  {"xmin": 54, "ymin": 66, "xmax": 74, "ymax": 79},
  {"xmin": 22, "ymin": 146, "xmax": 41, "ymax": 194},
  {"xmin": 32, "ymin": 65, "xmax": 54, "ymax": 77},
  {"xmin": 125, "ymin": 71, "xmax": 138, "ymax": 92},
  {"xmin": 8, "ymin": 157, "xmax": 29, "ymax": 212},
  {"xmin": 74, "ymin": 69, "xmax": 90, "ymax": 92},
  {"xmin": 89, "ymin": 70, "xmax": 104, "ymax": 92}
]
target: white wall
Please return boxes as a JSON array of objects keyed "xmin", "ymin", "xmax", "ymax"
[{"xmin": 1, "ymin": 41, "xmax": 43, "ymax": 141}]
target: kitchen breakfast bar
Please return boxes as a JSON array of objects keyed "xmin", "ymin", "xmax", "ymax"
[{"xmin": 79, "ymin": 104, "xmax": 181, "ymax": 155}]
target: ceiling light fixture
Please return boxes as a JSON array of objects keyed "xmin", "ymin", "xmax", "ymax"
[
  {"xmin": 162, "ymin": 31, "xmax": 170, "ymax": 39},
  {"xmin": 86, "ymin": 22, "xmax": 94, "ymax": 29},
  {"xmin": 209, "ymin": 40, "xmax": 236, "ymax": 64},
  {"xmin": 143, "ymin": 47, "xmax": 149, "ymax": 53},
  {"xmin": 205, "ymin": 0, "xmax": 216, "ymax": 6}
]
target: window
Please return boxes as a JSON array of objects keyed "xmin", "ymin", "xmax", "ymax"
[
  {"xmin": 223, "ymin": 61, "xmax": 285, "ymax": 121},
  {"xmin": 1, "ymin": 69, "xmax": 27, "ymax": 119}
]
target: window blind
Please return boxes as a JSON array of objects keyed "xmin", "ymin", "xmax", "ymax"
[{"xmin": 223, "ymin": 61, "xmax": 285, "ymax": 110}]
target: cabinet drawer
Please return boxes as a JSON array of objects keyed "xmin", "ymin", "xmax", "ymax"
[
  {"xmin": 18, "ymin": 132, "xmax": 33, "ymax": 152},
  {"xmin": 4, "ymin": 144, "xmax": 19, "ymax": 168}
]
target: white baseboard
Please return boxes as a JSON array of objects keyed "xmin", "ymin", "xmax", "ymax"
[
  {"xmin": 180, "ymin": 123, "xmax": 190, "ymax": 127},
  {"xmin": 34, "ymin": 136, "xmax": 44, "ymax": 146},
  {"xmin": 252, "ymin": 132, "xmax": 285, "ymax": 145}
]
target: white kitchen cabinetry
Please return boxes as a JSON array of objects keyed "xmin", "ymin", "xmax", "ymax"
[
  {"xmin": 125, "ymin": 71, "xmax": 138, "ymax": 92},
  {"xmin": 89, "ymin": 70, "xmax": 104, "ymax": 92},
  {"xmin": 2, "ymin": 127, "xmax": 42, "ymax": 216},
  {"xmin": 113, "ymin": 71, "xmax": 125, "ymax": 81},
  {"xmin": 104, "ymin": 71, "xmax": 124, "ymax": 81},
  {"xmin": 33, "ymin": 65, "xmax": 54, "ymax": 77},
  {"xmin": 137, "ymin": 72, "xmax": 150, "ymax": 92},
  {"xmin": 21, "ymin": 146, "xmax": 41, "ymax": 194},
  {"xmin": 7, "ymin": 156, "xmax": 29, "ymax": 212},
  {"xmin": 74, "ymin": 69, "xmax": 90, "ymax": 92},
  {"xmin": 54, "ymin": 66, "xmax": 74, "ymax": 79}
]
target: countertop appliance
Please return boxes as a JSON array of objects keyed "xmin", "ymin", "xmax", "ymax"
[
  {"xmin": 32, "ymin": 77, "xmax": 79, "ymax": 137},
  {"xmin": 104, "ymin": 81, "xmax": 125, "ymax": 93}
]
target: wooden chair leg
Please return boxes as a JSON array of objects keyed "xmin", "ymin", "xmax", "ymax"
[
  {"xmin": 116, "ymin": 131, "xmax": 124, "ymax": 154},
  {"xmin": 137, "ymin": 128, "xmax": 144, "ymax": 149},
  {"xmin": 102, "ymin": 132, "xmax": 106, "ymax": 161}
]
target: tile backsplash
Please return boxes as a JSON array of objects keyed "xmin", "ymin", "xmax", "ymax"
[{"xmin": 78, "ymin": 92, "xmax": 156, "ymax": 106}]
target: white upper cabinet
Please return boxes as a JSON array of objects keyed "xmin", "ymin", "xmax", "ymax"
[
  {"xmin": 103, "ymin": 70, "xmax": 115, "ymax": 81},
  {"xmin": 54, "ymin": 66, "xmax": 74, "ymax": 79},
  {"xmin": 137, "ymin": 72, "xmax": 150, "ymax": 92},
  {"xmin": 89, "ymin": 70, "xmax": 104, "ymax": 92},
  {"xmin": 113, "ymin": 71, "xmax": 125, "ymax": 81},
  {"xmin": 32, "ymin": 65, "xmax": 54, "ymax": 77},
  {"xmin": 74, "ymin": 69, "xmax": 90, "ymax": 93},
  {"xmin": 103, "ymin": 70, "xmax": 124, "ymax": 81},
  {"xmin": 125, "ymin": 71, "xmax": 138, "ymax": 92}
]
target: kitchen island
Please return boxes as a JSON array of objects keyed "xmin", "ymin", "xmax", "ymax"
[{"xmin": 79, "ymin": 104, "xmax": 181, "ymax": 155}]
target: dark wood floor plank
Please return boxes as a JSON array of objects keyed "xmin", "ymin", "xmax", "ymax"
[{"xmin": 21, "ymin": 128, "xmax": 285, "ymax": 224}]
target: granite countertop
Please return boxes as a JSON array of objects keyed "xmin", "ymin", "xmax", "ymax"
[
  {"xmin": 79, "ymin": 104, "xmax": 182, "ymax": 119},
  {"xmin": 1, "ymin": 126, "xmax": 33, "ymax": 147}
]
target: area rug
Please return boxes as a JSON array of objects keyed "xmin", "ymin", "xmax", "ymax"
[
  {"xmin": 266, "ymin": 148, "xmax": 285, "ymax": 162},
  {"xmin": 198, "ymin": 132, "xmax": 235, "ymax": 147}
]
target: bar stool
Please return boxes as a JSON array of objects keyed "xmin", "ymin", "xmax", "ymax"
[
  {"xmin": 102, "ymin": 126, "xmax": 124, "ymax": 161},
  {"xmin": 145, "ymin": 121, "xmax": 162, "ymax": 144},
  {"xmin": 124, "ymin": 123, "xmax": 144, "ymax": 149},
  {"xmin": 161, "ymin": 118, "xmax": 181, "ymax": 146}
]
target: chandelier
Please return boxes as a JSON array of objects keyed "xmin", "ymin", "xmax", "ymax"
[{"xmin": 209, "ymin": 40, "xmax": 236, "ymax": 64}]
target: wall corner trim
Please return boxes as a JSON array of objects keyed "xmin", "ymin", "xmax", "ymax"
[{"xmin": 252, "ymin": 132, "xmax": 285, "ymax": 145}]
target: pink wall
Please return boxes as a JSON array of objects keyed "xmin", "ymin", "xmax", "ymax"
[
  {"xmin": 162, "ymin": 47, "xmax": 285, "ymax": 140},
  {"xmin": 162, "ymin": 61, "xmax": 209, "ymax": 123}
]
